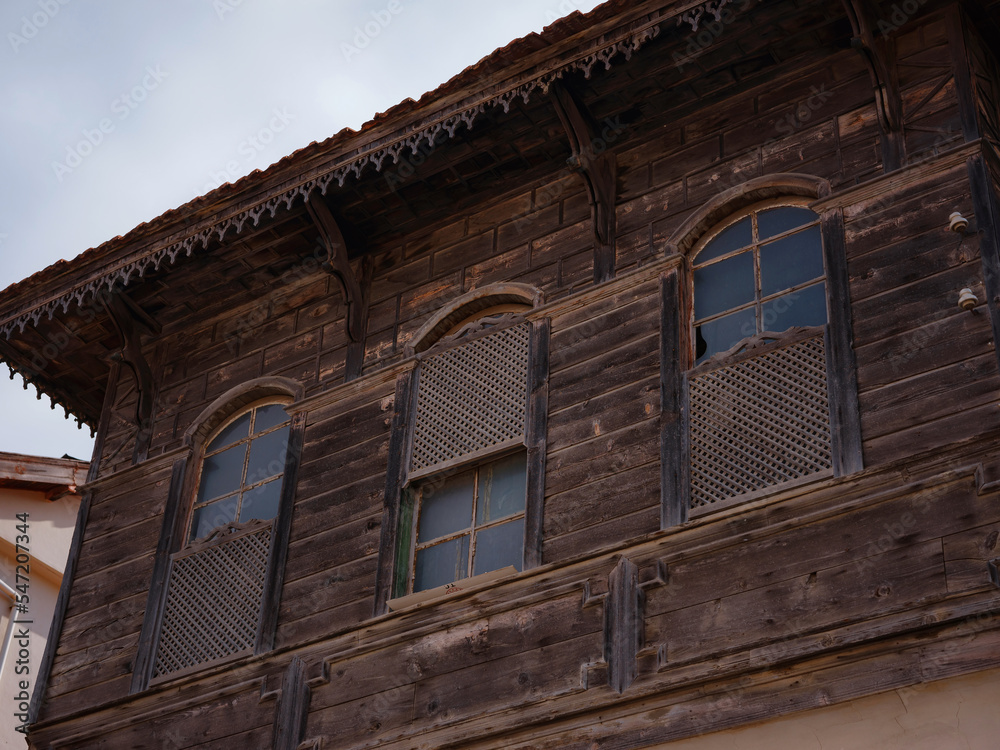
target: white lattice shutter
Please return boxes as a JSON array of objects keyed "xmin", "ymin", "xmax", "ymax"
[
  {"xmin": 688, "ymin": 333, "xmax": 832, "ymax": 509},
  {"xmin": 409, "ymin": 324, "xmax": 529, "ymax": 476}
]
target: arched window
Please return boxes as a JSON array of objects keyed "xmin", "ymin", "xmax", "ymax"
[
  {"xmin": 376, "ymin": 285, "xmax": 549, "ymax": 611},
  {"xmin": 660, "ymin": 177, "xmax": 861, "ymax": 523},
  {"xmin": 134, "ymin": 379, "xmax": 303, "ymax": 689},
  {"xmin": 188, "ymin": 400, "xmax": 291, "ymax": 541},
  {"xmin": 692, "ymin": 202, "xmax": 827, "ymax": 363}
]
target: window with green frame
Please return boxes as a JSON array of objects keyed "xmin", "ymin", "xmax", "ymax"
[
  {"xmin": 396, "ymin": 451, "xmax": 526, "ymax": 595},
  {"xmin": 392, "ymin": 315, "xmax": 532, "ymax": 600}
]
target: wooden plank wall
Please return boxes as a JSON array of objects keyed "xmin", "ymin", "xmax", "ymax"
[{"xmin": 33, "ymin": 6, "xmax": 1000, "ymax": 747}]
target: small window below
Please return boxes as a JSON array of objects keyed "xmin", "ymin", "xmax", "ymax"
[{"xmin": 406, "ymin": 451, "xmax": 526, "ymax": 594}]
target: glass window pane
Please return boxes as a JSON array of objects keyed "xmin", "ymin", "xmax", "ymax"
[
  {"xmin": 695, "ymin": 307, "xmax": 757, "ymax": 364},
  {"xmin": 253, "ymin": 403, "xmax": 289, "ymax": 433},
  {"xmin": 245, "ymin": 425, "xmax": 290, "ymax": 486},
  {"xmin": 757, "ymin": 206, "xmax": 818, "ymax": 241},
  {"xmin": 693, "ymin": 251, "xmax": 755, "ymax": 321},
  {"xmin": 477, "ymin": 453, "xmax": 526, "ymax": 525},
  {"xmin": 417, "ymin": 470, "xmax": 475, "ymax": 543},
  {"xmin": 760, "ymin": 225, "xmax": 824, "ymax": 297},
  {"xmin": 207, "ymin": 412, "xmax": 250, "ymax": 452},
  {"xmin": 239, "ymin": 478, "xmax": 283, "ymax": 523},
  {"xmin": 761, "ymin": 282, "xmax": 827, "ymax": 332},
  {"xmin": 197, "ymin": 443, "xmax": 247, "ymax": 503},
  {"xmin": 190, "ymin": 495, "xmax": 238, "ymax": 541},
  {"xmin": 695, "ymin": 216, "xmax": 752, "ymax": 263},
  {"xmin": 473, "ymin": 518, "xmax": 524, "ymax": 576},
  {"xmin": 414, "ymin": 535, "xmax": 470, "ymax": 592}
]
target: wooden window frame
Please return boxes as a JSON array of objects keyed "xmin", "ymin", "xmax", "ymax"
[
  {"xmin": 661, "ymin": 176, "xmax": 862, "ymax": 526},
  {"xmin": 131, "ymin": 377, "xmax": 305, "ymax": 692},
  {"xmin": 374, "ymin": 299, "xmax": 548, "ymax": 616},
  {"xmin": 396, "ymin": 448, "xmax": 528, "ymax": 599}
]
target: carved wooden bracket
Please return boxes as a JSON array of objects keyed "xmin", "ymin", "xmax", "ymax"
[
  {"xmin": 306, "ymin": 194, "xmax": 366, "ymax": 343},
  {"xmin": 842, "ymin": 0, "xmax": 904, "ymax": 169},
  {"xmin": 103, "ymin": 291, "xmax": 158, "ymax": 460},
  {"xmin": 550, "ymin": 81, "xmax": 618, "ymax": 283}
]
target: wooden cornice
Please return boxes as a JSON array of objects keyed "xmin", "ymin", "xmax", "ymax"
[{"xmin": 0, "ymin": 3, "xmax": 673, "ymax": 341}]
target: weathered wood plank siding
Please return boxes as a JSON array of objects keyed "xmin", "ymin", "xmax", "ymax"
[{"xmin": 28, "ymin": 3, "xmax": 1000, "ymax": 749}]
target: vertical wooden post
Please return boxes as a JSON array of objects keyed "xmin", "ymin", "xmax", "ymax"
[
  {"xmin": 373, "ymin": 369, "xmax": 415, "ymax": 616},
  {"xmin": 821, "ymin": 209, "xmax": 864, "ymax": 476},
  {"xmin": 272, "ymin": 657, "xmax": 310, "ymax": 750},
  {"xmin": 130, "ymin": 455, "xmax": 190, "ymax": 693},
  {"xmin": 660, "ymin": 269, "xmax": 688, "ymax": 527},
  {"xmin": 256, "ymin": 411, "xmax": 307, "ymax": 654},
  {"xmin": 969, "ymin": 153, "xmax": 1000, "ymax": 376},
  {"xmin": 947, "ymin": 6, "xmax": 981, "ymax": 143},
  {"xmin": 605, "ymin": 556, "xmax": 642, "ymax": 695},
  {"xmin": 523, "ymin": 318, "xmax": 550, "ymax": 570}
]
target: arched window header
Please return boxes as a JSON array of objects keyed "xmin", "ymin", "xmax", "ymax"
[
  {"xmin": 407, "ymin": 283, "xmax": 542, "ymax": 354},
  {"xmin": 667, "ymin": 173, "xmax": 831, "ymax": 257},
  {"xmin": 182, "ymin": 376, "xmax": 302, "ymax": 449}
]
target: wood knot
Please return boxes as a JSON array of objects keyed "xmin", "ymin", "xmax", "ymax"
[
  {"xmin": 985, "ymin": 530, "xmax": 999, "ymax": 551},
  {"xmin": 875, "ymin": 583, "xmax": 892, "ymax": 598}
]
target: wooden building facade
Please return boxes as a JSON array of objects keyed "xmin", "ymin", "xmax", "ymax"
[{"xmin": 3, "ymin": 0, "xmax": 1000, "ymax": 746}]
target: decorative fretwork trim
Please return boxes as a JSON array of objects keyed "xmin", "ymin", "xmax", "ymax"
[
  {"xmin": 0, "ymin": 21, "xmax": 662, "ymax": 339},
  {"xmin": 676, "ymin": 0, "xmax": 739, "ymax": 32}
]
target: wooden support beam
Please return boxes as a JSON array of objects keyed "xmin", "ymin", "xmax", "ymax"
[
  {"xmin": 842, "ymin": 0, "xmax": 904, "ymax": 171},
  {"xmin": 660, "ymin": 268, "xmax": 688, "ymax": 528},
  {"xmin": 306, "ymin": 194, "xmax": 367, "ymax": 343},
  {"xmin": 550, "ymin": 81, "xmax": 618, "ymax": 283},
  {"xmin": 344, "ymin": 255, "xmax": 374, "ymax": 382},
  {"xmin": 102, "ymin": 292, "xmax": 157, "ymax": 464}
]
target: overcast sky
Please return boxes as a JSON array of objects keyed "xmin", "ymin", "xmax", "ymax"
[{"xmin": 0, "ymin": 0, "xmax": 604, "ymax": 462}]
